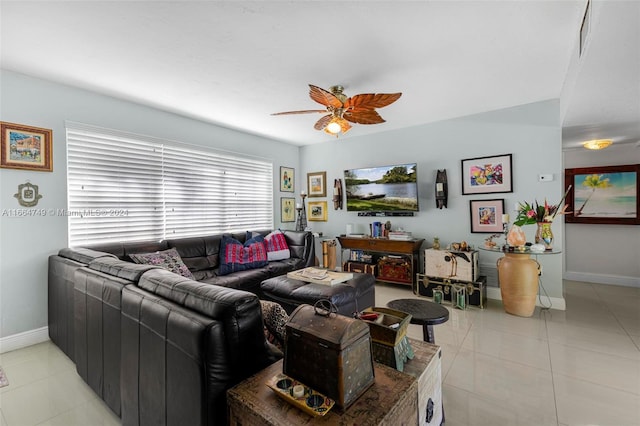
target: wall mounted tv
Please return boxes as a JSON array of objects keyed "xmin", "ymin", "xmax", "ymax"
[{"xmin": 344, "ymin": 163, "xmax": 419, "ymax": 212}]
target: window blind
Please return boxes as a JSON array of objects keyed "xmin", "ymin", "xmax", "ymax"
[{"xmin": 66, "ymin": 123, "xmax": 273, "ymax": 246}]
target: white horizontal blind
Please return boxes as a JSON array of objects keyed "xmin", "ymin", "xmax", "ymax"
[{"xmin": 66, "ymin": 123, "xmax": 273, "ymax": 246}]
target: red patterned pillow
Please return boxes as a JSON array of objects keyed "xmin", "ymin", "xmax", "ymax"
[
  {"xmin": 219, "ymin": 235, "xmax": 268, "ymax": 275},
  {"xmin": 264, "ymin": 230, "xmax": 290, "ymax": 261}
]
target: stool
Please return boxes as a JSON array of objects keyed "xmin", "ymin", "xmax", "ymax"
[{"xmin": 387, "ymin": 298, "xmax": 449, "ymax": 343}]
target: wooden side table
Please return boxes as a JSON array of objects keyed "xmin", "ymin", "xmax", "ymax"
[{"xmin": 227, "ymin": 360, "xmax": 418, "ymax": 425}]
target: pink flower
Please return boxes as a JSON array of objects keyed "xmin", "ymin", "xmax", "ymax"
[{"xmin": 526, "ymin": 209, "xmax": 536, "ymax": 218}]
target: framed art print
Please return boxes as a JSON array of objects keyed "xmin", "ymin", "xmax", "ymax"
[
  {"xmin": 280, "ymin": 166, "xmax": 294, "ymax": 192},
  {"xmin": 469, "ymin": 199, "xmax": 505, "ymax": 233},
  {"xmin": 280, "ymin": 197, "xmax": 296, "ymax": 222},
  {"xmin": 1, "ymin": 121, "xmax": 53, "ymax": 172},
  {"xmin": 307, "ymin": 171, "xmax": 327, "ymax": 197},
  {"xmin": 565, "ymin": 164, "xmax": 639, "ymax": 225},
  {"xmin": 461, "ymin": 153, "xmax": 512, "ymax": 195},
  {"xmin": 308, "ymin": 200, "xmax": 328, "ymax": 221}
]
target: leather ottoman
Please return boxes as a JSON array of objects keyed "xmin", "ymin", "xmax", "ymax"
[{"xmin": 260, "ymin": 273, "xmax": 376, "ymax": 316}]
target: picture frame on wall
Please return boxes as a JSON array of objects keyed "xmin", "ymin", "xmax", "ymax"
[
  {"xmin": 564, "ymin": 164, "xmax": 639, "ymax": 225},
  {"xmin": 280, "ymin": 166, "xmax": 294, "ymax": 192},
  {"xmin": 308, "ymin": 200, "xmax": 328, "ymax": 221},
  {"xmin": 307, "ymin": 171, "xmax": 327, "ymax": 197},
  {"xmin": 280, "ymin": 197, "xmax": 296, "ymax": 222},
  {"xmin": 461, "ymin": 153, "xmax": 512, "ymax": 195},
  {"xmin": 469, "ymin": 199, "xmax": 505, "ymax": 233},
  {"xmin": 1, "ymin": 121, "xmax": 53, "ymax": 172}
]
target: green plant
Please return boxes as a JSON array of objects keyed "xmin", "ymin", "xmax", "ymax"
[{"xmin": 514, "ymin": 185, "xmax": 572, "ymax": 226}]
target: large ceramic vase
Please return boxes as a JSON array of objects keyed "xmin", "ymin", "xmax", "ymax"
[
  {"xmin": 535, "ymin": 222, "xmax": 554, "ymax": 250},
  {"xmin": 497, "ymin": 253, "xmax": 540, "ymax": 317}
]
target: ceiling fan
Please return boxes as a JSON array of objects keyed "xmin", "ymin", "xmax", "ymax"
[{"xmin": 272, "ymin": 84, "xmax": 402, "ymax": 136}]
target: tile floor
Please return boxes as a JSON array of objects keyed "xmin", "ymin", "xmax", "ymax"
[{"xmin": 0, "ymin": 280, "xmax": 638, "ymax": 426}]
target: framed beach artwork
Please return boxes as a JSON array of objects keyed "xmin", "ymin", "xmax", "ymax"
[
  {"xmin": 307, "ymin": 171, "xmax": 327, "ymax": 197},
  {"xmin": 564, "ymin": 164, "xmax": 639, "ymax": 225},
  {"xmin": 461, "ymin": 154, "xmax": 512, "ymax": 195},
  {"xmin": 280, "ymin": 166, "xmax": 294, "ymax": 192},
  {"xmin": 1, "ymin": 122, "xmax": 53, "ymax": 172},
  {"xmin": 469, "ymin": 199, "xmax": 505, "ymax": 233},
  {"xmin": 308, "ymin": 201, "xmax": 328, "ymax": 221}
]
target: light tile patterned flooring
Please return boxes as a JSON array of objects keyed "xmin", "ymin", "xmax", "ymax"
[{"xmin": 0, "ymin": 280, "xmax": 639, "ymax": 425}]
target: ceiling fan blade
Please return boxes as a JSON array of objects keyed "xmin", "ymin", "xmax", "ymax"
[
  {"xmin": 271, "ymin": 109, "xmax": 327, "ymax": 116},
  {"xmin": 344, "ymin": 110, "xmax": 385, "ymax": 125},
  {"xmin": 344, "ymin": 92, "xmax": 402, "ymax": 110},
  {"xmin": 309, "ymin": 85, "xmax": 343, "ymax": 109},
  {"xmin": 314, "ymin": 114, "xmax": 333, "ymax": 130}
]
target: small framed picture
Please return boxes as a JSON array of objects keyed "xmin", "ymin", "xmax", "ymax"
[
  {"xmin": 1, "ymin": 121, "xmax": 53, "ymax": 172},
  {"xmin": 307, "ymin": 171, "xmax": 327, "ymax": 197},
  {"xmin": 308, "ymin": 200, "xmax": 328, "ymax": 221},
  {"xmin": 280, "ymin": 166, "xmax": 294, "ymax": 192},
  {"xmin": 280, "ymin": 197, "xmax": 296, "ymax": 222},
  {"xmin": 461, "ymin": 153, "xmax": 512, "ymax": 195},
  {"xmin": 469, "ymin": 199, "xmax": 505, "ymax": 233}
]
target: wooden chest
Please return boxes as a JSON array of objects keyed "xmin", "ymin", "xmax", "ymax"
[
  {"xmin": 284, "ymin": 304, "xmax": 375, "ymax": 409},
  {"xmin": 343, "ymin": 261, "xmax": 376, "ymax": 275},
  {"xmin": 415, "ymin": 274, "xmax": 488, "ymax": 308},
  {"xmin": 424, "ymin": 249, "xmax": 479, "ymax": 282},
  {"xmin": 378, "ymin": 256, "xmax": 413, "ymax": 284},
  {"xmin": 403, "ymin": 338, "xmax": 443, "ymax": 426}
]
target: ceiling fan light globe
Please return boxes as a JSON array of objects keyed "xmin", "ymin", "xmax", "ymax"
[{"xmin": 326, "ymin": 121, "xmax": 342, "ymax": 134}]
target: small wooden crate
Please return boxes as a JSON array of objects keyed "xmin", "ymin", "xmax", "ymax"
[
  {"xmin": 343, "ymin": 261, "xmax": 376, "ymax": 275},
  {"xmin": 361, "ymin": 307, "xmax": 413, "ymax": 371}
]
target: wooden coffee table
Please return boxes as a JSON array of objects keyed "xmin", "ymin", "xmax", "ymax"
[{"xmin": 227, "ymin": 360, "xmax": 418, "ymax": 425}]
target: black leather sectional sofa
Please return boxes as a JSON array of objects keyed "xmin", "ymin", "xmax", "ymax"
[{"xmin": 48, "ymin": 229, "xmax": 314, "ymax": 426}]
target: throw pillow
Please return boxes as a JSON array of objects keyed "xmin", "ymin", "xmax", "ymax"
[
  {"xmin": 260, "ymin": 300, "xmax": 289, "ymax": 350},
  {"xmin": 248, "ymin": 230, "xmax": 290, "ymax": 261},
  {"xmin": 219, "ymin": 234, "xmax": 268, "ymax": 275},
  {"xmin": 129, "ymin": 247, "xmax": 195, "ymax": 280}
]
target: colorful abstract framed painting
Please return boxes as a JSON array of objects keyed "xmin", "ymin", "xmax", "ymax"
[
  {"xmin": 308, "ymin": 201, "xmax": 328, "ymax": 221},
  {"xmin": 469, "ymin": 199, "xmax": 505, "ymax": 233},
  {"xmin": 280, "ymin": 166, "xmax": 294, "ymax": 192},
  {"xmin": 1, "ymin": 122, "xmax": 53, "ymax": 172},
  {"xmin": 307, "ymin": 171, "xmax": 327, "ymax": 197},
  {"xmin": 564, "ymin": 164, "xmax": 639, "ymax": 225},
  {"xmin": 461, "ymin": 154, "xmax": 512, "ymax": 195},
  {"xmin": 280, "ymin": 197, "xmax": 296, "ymax": 222}
]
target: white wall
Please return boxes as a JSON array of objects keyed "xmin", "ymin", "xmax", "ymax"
[
  {"xmin": 563, "ymin": 144, "xmax": 640, "ymax": 286},
  {"xmin": 0, "ymin": 70, "xmax": 299, "ymax": 340},
  {"xmin": 300, "ymin": 100, "xmax": 566, "ymax": 304}
]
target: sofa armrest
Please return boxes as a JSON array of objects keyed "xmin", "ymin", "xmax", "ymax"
[{"xmin": 282, "ymin": 230, "xmax": 315, "ymax": 267}]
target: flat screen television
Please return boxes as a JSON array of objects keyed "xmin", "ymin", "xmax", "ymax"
[{"xmin": 344, "ymin": 163, "xmax": 419, "ymax": 212}]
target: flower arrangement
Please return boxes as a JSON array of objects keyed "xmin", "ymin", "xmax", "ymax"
[{"xmin": 514, "ymin": 185, "xmax": 572, "ymax": 226}]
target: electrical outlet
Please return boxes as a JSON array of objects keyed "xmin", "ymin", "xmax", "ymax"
[{"xmin": 538, "ymin": 265, "xmax": 543, "ymax": 276}]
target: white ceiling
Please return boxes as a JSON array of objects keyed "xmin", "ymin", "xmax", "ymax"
[{"xmin": 1, "ymin": 1, "xmax": 638, "ymax": 149}]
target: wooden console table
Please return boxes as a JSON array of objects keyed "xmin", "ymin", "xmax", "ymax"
[{"xmin": 337, "ymin": 236, "xmax": 424, "ymax": 286}]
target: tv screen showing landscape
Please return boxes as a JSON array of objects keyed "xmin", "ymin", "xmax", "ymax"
[{"xmin": 344, "ymin": 163, "xmax": 419, "ymax": 212}]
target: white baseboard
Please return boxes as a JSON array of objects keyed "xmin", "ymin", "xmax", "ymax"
[
  {"xmin": 0, "ymin": 326, "xmax": 49, "ymax": 354},
  {"xmin": 487, "ymin": 287, "xmax": 566, "ymax": 311},
  {"xmin": 564, "ymin": 271, "xmax": 640, "ymax": 288}
]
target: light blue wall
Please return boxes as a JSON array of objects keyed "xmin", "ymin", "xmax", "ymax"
[
  {"xmin": 300, "ymin": 100, "xmax": 565, "ymax": 299},
  {"xmin": 0, "ymin": 70, "xmax": 299, "ymax": 338}
]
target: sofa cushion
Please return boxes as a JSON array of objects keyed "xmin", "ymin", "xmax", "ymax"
[
  {"xmin": 219, "ymin": 235, "xmax": 268, "ymax": 276},
  {"xmin": 263, "ymin": 230, "xmax": 291, "ymax": 261},
  {"xmin": 129, "ymin": 247, "xmax": 195, "ymax": 279}
]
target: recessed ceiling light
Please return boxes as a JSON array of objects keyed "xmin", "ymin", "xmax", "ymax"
[{"xmin": 582, "ymin": 139, "xmax": 612, "ymax": 150}]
